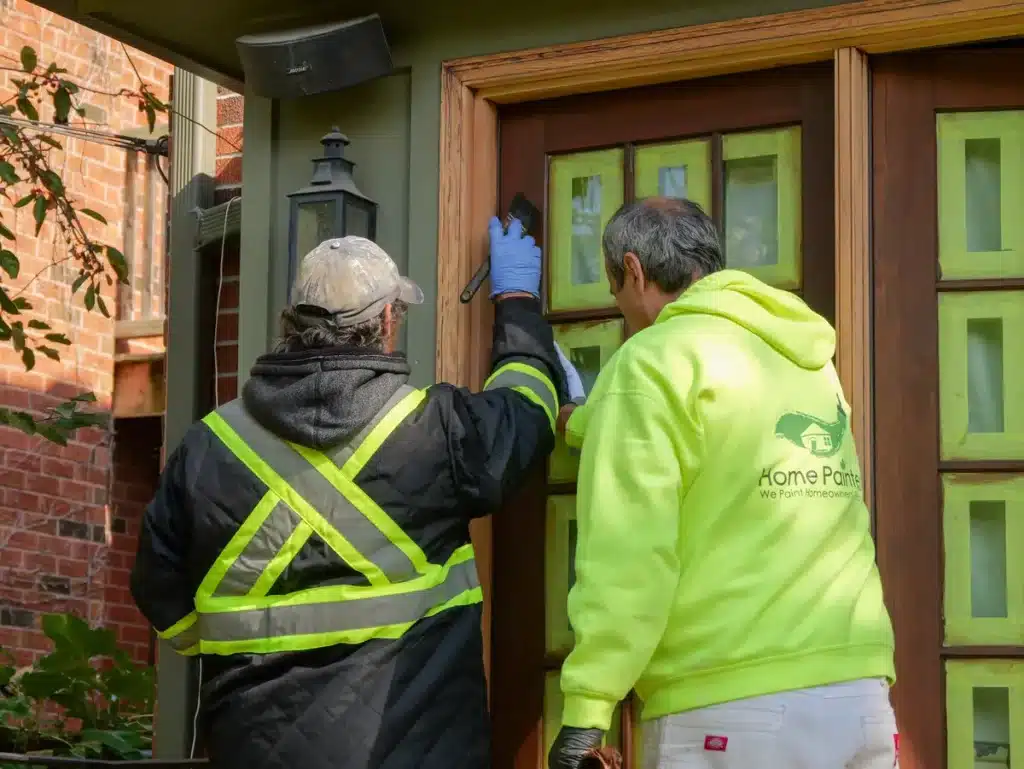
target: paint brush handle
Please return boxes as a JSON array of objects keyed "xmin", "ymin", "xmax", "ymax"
[{"xmin": 460, "ymin": 261, "xmax": 491, "ymax": 304}]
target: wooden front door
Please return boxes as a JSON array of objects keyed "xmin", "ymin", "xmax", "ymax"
[
  {"xmin": 489, "ymin": 63, "xmax": 835, "ymax": 769},
  {"xmin": 873, "ymin": 44, "xmax": 1024, "ymax": 769}
]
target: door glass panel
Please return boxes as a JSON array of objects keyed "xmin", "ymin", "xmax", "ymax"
[
  {"xmin": 546, "ymin": 495, "xmax": 577, "ymax": 655},
  {"xmin": 549, "ymin": 149, "xmax": 624, "ymax": 311},
  {"xmin": 549, "ymin": 320, "xmax": 625, "ymax": 481},
  {"xmin": 946, "ymin": 662, "xmax": 1020, "ymax": 769},
  {"xmin": 722, "ymin": 127, "xmax": 802, "ymax": 290},
  {"xmin": 937, "ymin": 111, "xmax": 1024, "ymax": 279},
  {"xmin": 634, "ymin": 139, "xmax": 712, "ymax": 213},
  {"xmin": 942, "ymin": 475, "xmax": 1024, "ymax": 645},
  {"xmin": 939, "ymin": 292, "xmax": 1024, "ymax": 460}
]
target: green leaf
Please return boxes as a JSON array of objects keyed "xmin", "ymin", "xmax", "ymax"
[
  {"xmin": 21, "ymin": 348, "xmax": 34, "ymax": 371},
  {"xmin": 144, "ymin": 103, "xmax": 157, "ymax": 134},
  {"xmin": 16, "ymin": 96, "xmax": 38, "ymax": 122},
  {"xmin": 11, "ymin": 322, "xmax": 24, "ymax": 352},
  {"xmin": 0, "ymin": 409, "xmax": 37, "ymax": 435},
  {"xmin": 71, "ymin": 272, "xmax": 88, "ymax": 294},
  {"xmin": 32, "ymin": 195, "xmax": 47, "ymax": 235},
  {"xmin": 52, "ymin": 87, "xmax": 71, "ymax": 123},
  {"xmin": 0, "ymin": 222, "xmax": 14, "ymax": 240},
  {"xmin": 0, "ymin": 161, "xmax": 18, "ymax": 185},
  {"xmin": 14, "ymin": 193, "xmax": 34, "ymax": 208},
  {"xmin": 38, "ymin": 134, "xmax": 62, "ymax": 150},
  {"xmin": 84, "ymin": 285, "xmax": 95, "ymax": 311},
  {"xmin": 37, "ymin": 346, "xmax": 60, "ymax": 361},
  {"xmin": 0, "ymin": 286, "xmax": 19, "ymax": 315},
  {"xmin": 72, "ymin": 391, "xmax": 97, "ymax": 403},
  {"xmin": 13, "ymin": 297, "xmax": 31, "ymax": 311},
  {"xmin": 105, "ymin": 246, "xmax": 128, "ymax": 283},
  {"xmin": 41, "ymin": 171, "xmax": 64, "ymax": 196},
  {"xmin": 20, "ymin": 46, "xmax": 37, "ymax": 73},
  {"xmin": 27, "ymin": 319, "xmax": 49, "ymax": 330},
  {"xmin": 79, "ymin": 208, "xmax": 107, "ymax": 225},
  {"xmin": 96, "ymin": 294, "xmax": 109, "ymax": 318},
  {"xmin": 0, "ymin": 250, "xmax": 19, "ymax": 279},
  {"xmin": 45, "ymin": 332, "xmax": 71, "ymax": 345}
]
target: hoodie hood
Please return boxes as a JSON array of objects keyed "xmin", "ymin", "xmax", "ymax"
[
  {"xmin": 241, "ymin": 348, "xmax": 410, "ymax": 450},
  {"xmin": 656, "ymin": 269, "xmax": 835, "ymax": 369}
]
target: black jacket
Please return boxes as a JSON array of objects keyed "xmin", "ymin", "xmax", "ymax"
[{"xmin": 131, "ymin": 298, "xmax": 563, "ymax": 769}]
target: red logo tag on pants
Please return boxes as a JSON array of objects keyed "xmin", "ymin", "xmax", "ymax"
[{"xmin": 704, "ymin": 735, "xmax": 728, "ymax": 752}]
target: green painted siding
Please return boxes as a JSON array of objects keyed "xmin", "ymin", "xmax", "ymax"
[{"xmin": 239, "ymin": 0, "xmax": 852, "ymax": 386}]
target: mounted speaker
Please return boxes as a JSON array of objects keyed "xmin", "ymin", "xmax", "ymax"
[{"xmin": 236, "ymin": 14, "xmax": 392, "ymax": 100}]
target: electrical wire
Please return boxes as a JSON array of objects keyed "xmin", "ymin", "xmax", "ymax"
[{"xmin": 0, "ymin": 114, "xmax": 169, "ymax": 155}]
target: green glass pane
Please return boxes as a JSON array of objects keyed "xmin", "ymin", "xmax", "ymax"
[
  {"xmin": 970, "ymin": 500, "xmax": 1008, "ymax": 619},
  {"xmin": 570, "ymin": 176, "xmax": 604, "ymax": 286},
  {"xmin": 634, "ymin": 139, "xmax": 711, "ymax": 212},
  {"xmin": 658, "ymin": 166, "xmax": 687, "ymax": 198},
  {"xmin": 967, "ymin": 318, "xmax": 1005, "ymax": 435},
  {"xmin": 974, "ymin": 687, "xmax": 1011, "ymax": 765},
  {"xmin": 721, "ymin": 127, "xmax": 801, "ymax": 289},
  {"xmin": 965, "ymin": 138, "xmax": 1003, "ymax": 254},
  {"xmin": 725, "ymin": 155, "xmax": 779, "ymax": 269},
  {"xmin": 937, "ymin": 111, "xmax": 1024, "ymax": 280},
  {"xmin": 938, "ymin": 292, "xmax": 1024, "ymax": 461},
  {"xmin": 549, "ymin": 150, "xmax": 624, "ymax": 311}
]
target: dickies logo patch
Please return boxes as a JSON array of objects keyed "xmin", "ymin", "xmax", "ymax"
[{"xmin": 704, "ymin": 735, "xmax": 728, "ymax": 752}]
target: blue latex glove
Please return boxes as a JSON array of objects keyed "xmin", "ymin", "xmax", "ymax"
[
  {"xmin": 555, "ymin": 342, "xmax": 586, "ymax": 404},
  {"xmin": 489, "ymin": 215, "xmax": 541, "ymax": 298}
]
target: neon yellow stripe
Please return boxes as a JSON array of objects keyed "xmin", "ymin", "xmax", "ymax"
[
  {"xmin": 344, "ymin": 389, "xmax": 427, "ymax": 478},
  {"xmin": 290, "ymin": 442, "xmax": 432, "ymax": 577},
  {"xmin": 511, "ymin": 385, "xmax": 556, "ymax": 431},
  {"xmin": 203, "ymin": 411, "xmax": 388, "ymax": 588},
  {"xmin": 195, "ymin": 491, "xmax": 280, "ymax": 599},
  {"xmin": 178, "ymin": 644, "xmax": 200, "ymax": 656},
  {"xmin": 198, "ymin": 587, "xmax": 483, "ymax": 655},
  {"xmin": 247, "ymin": 521, "xmax": 314, "ymax": 598},
  {"xmin": 197, "ymin": 543, "xmax": 475, "ymax": 613},
  {"xmin": 484, "ymin": 361, "xmax": 558, "ymax": 407},
  {"xmin": 158, "ymin": 611, "xmax": 197, "ymax": 640}
]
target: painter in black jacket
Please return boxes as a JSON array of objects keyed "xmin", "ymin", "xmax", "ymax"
[{"xmin": 130, "ymin": 218, "xmax": 567, "ymax": 769}]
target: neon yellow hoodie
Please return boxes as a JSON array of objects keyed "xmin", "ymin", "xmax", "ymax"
[{"xmin": 560, "ymin": 269, "xmax": 895, "ymax": 731}]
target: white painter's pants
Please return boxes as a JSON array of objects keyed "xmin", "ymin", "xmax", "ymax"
[{"xmin": 641, "ymin": 678, "xmax": 899, "ymax": 769}]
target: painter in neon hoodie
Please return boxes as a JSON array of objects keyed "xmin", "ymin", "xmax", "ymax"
[{"xmin": 549, "ymin": 199, "xmax": 897, "ymax": 769}]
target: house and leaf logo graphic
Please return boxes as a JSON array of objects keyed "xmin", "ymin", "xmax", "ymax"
[{"xmin": 773, "ymin": 396, "xmax": 848, "ymax": 458}]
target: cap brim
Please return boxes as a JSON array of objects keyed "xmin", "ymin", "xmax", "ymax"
[{"xmin": 398, "ymin": 276, "xmax": 425, "ymax": 305}]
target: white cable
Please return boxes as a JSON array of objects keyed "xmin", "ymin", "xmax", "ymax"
[{"xmin": 190, "ymin": 195, "xmax": 235, "ymax": 760}]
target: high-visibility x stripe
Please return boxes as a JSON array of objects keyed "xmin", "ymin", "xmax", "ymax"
[
  {"xmin": 202, "ymin": 387, "xmax": 428, "ymax": 591},
  {"xmin": 484, "ymin": 359, "xmax": 558, "ymax": 430}
]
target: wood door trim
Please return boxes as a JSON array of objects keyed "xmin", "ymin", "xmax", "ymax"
[
  {"xmin": 435, "ymin": 0, "xmax": 1024, "ymax": 719},
  {"xmin": 834, "ymin": 48, "xmax": 874, "ymax": 514}
]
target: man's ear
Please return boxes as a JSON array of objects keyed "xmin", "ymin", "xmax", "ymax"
[{"xmin": 623, "ymin": 252, "xmax": 645, "ymax": 292}]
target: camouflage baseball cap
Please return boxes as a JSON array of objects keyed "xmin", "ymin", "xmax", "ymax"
[{"xmin": 290, "ymin": 236, "xmax": 424, "ymax": 327}]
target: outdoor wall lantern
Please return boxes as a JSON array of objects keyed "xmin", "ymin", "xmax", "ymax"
[{"xmin": 287, "ymin": 127, "xmax": 378, "ymax": 286}]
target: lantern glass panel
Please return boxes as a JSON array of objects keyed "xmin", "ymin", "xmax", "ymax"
[{"xmin": 344, "ymin": 196, "xmax": 373, "ymax": 240}]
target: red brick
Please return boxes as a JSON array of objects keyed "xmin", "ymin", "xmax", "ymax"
[
  {"xmin": 216, "ymin": 311, "xmax": 239, "ymax": 343},
  {"xmin": 217, "ymin": 94, "xmax": 244, "ymax": 126},
  {"xmin": 216, "ymin": 125, "xmax": 244, "ymax": 155},
  {"xmin": 215, "ymin": 156, "xmax": 243, "ymax": 186},
  {"xmin": 217, "ymin": 376, "xmax": 238, "ymax": 405}
]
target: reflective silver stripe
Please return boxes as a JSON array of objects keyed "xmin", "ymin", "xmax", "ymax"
[
  {"xmin": 199, "ymin": 558, "xmax": 480, "ymax": 642},
  {"xmin": 484, "ymin": 367, "xmax": 557, "ymax": 419},
  {"xmin": 324, "ymin": 384, "xmax": 417, "ymax": 469},
  {"xmin": 166, "ymin": 621, "xmax": 199, "ymax": 653},
  {"xmin": 215, "ymin": 501, "xmax": 299, "ymax": 597},
  {"xmin": 216, "ymin": 400, "xmax": 416, "ymax": 581}
]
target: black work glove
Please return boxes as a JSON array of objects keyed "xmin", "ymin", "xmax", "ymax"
[{"xmin": 548, "ymin": 727, "xmax": 604, "ymax": 769}]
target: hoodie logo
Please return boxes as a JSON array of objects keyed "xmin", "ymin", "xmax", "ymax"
[{"xmin": 773, "ymin": 396, "xmax": 848, "ymax": 458}]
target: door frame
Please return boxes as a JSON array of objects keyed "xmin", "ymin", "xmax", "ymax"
[{"xmin": 434, "ymin": 0, "xmax": 1024, "ymax": 758}]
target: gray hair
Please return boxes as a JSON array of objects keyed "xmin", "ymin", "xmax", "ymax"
[
  {"xmin": 602, "ymin": 198, "xmax": 724, "ymax": 293},
  {"xmin": 275, "ymin": 300, "xmax": 408, "ymax": 353}
]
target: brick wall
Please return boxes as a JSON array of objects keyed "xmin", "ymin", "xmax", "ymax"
[
  {"xmin": 0, "ymin": 1, "xmax": 172, "ymax": 665},
  {"xmin": 213, "ymin": 86, "xmax": 242, "ymax": 405}
]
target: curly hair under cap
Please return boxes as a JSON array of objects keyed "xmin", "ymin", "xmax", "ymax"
[{"xmin": 275, "ymin": 300, "xmax": 408, "ymax": 353}]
